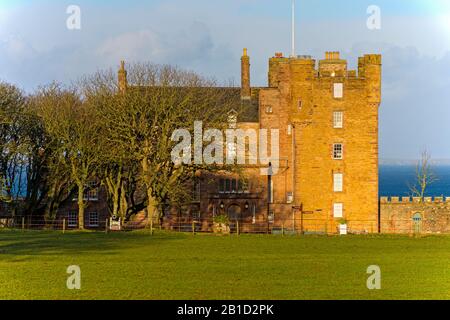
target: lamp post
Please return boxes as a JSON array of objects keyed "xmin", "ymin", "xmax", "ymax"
[{"xmin": 267, "ymin": 162, "xmax": 273, "ymax": 234}]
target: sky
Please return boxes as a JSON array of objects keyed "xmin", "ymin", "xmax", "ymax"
[{"xmin": 0, "ymin": 0, "xmax": 450, "ymax": 160}]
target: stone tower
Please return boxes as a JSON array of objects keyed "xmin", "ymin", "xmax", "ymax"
[{"xmin": 257, "ymin": 51, "xmax": 382, "ymax": 233}]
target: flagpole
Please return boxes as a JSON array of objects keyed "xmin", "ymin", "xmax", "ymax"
[{"xmin": 291, "ymin": 0, "xmax": 295, "ymax": 57}]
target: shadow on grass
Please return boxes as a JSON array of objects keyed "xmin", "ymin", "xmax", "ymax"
[{"xmin": 0, "ymin": 230, "xmax": 184, "ymax": 258}]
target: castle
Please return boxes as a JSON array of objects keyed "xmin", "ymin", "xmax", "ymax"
[
  {"xmin": 164, "ymin": 49, "xmax": 383, "ymax": 234},
  {"xmin": 3, "ymin": 49, "xmax": 449, "ymax": 234}
]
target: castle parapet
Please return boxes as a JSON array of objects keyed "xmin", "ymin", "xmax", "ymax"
[
  {"xmin": 391, "ymin": 197, "xmax": 400, "ymax": 203},
  {"xmin": 381, "ymin": 196, "xmax": 450, "ymax": 203},
  {"xmin": 435, "ymin": 197, "xmax": 444, "ymax": 203}
]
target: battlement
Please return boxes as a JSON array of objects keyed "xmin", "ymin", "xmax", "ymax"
[
  {"xmin": 380, "ymin": 196, "xmax": 450, "ymax": 204},
  {"xmin": 268, "ymin": 51, "xmax": 381, "ymax": 82}
]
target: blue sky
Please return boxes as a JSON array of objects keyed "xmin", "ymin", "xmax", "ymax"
[{"xmin": 1, "ymin": 0, "xmax": 450, "ymax": 160}]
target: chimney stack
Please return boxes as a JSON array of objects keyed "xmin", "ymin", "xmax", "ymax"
[
  {"xmin": 241, "ymin": 48, "xmax": 251, "ymax": 100},
  {"xmin": 118, "ymin": 60, "xmax": 128, "ymax": 93}
]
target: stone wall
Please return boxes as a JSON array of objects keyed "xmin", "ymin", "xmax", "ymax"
[{"xmin": 380, "ymin": 196, "xmax": 450, "ymax": 234}]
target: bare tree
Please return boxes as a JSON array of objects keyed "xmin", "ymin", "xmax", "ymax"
[
  {"xmin": 409, "ymin": 149, "xmax": 438, "ymax": 200},
  {"xmin": 0, "ymin": 82, "xmax": 27, "ymax": 214},
  {"xmin": 82, "ymin": 63, "xmax": 242, "ymax": 232},
  {"xmin": 32, "ymin": 83, "xmax": 102, "ymax": 228}
]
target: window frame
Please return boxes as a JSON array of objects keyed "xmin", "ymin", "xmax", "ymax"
[
  {"xmin": 333, "ymin": 111, "xmax": 344, "ymax": 128},
  {"xmin": 333, "ymin": 173, "xmax": 344, "ymax": 192},
  {"xmin": 333, "ymin": 203, "xmax": 344, "ymax": 218},
  {"xmin": 333, "ymin": 143, "xmax": 344, "ymax": 160},
  {"xmin": 333, "ymin": 83, "xmax": 344, "ymax": 99},
  {"xmin": 67, "ymin": 211, "xmax": 78, "ymax": 227},
  {"xmin": 88, "ymin": 212, "xmax": 99, "ymax": 227}
]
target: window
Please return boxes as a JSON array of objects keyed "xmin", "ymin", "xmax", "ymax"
[
  {"xmin": 231, "ymin": 179, "xmax": 237, "ymax": 193},
  {"xmin": 219, "ymin": 179, "xmax": 225, "ymax": 193},
  {"xmin": 333, "ymin": 111, "xmax": 343, "ymax": 128},
  {"xmin": 268, "ymin": 211, "xmax": 275, "ymax": 224},
  {"xmin": 333, "ymin": 83, "xmax": 343, "ymax": 98},
  {"xmin": 287, "ymin": 192, "xmax": 293, "ymax": 204},
  {"xmin": 298, "ymin": 99, "xmax": 303, "ymax": 110},
  {"xmin": 67, "ymin": 212, "xmax": 78, "ymax": 227},
  {"xmin": 333, "ymin": 144, "xmax": 343, "ymax": 160},
  {"xmin": 333, "ymin": 203, "xmax": 343, "ymax": 218},
  {"xmin": 193, "ymin": 180, "xmax": 201, "ymax": 202},
  {"xmin": 333, "ymin": 173, "xmax": 343, "ymax": 192},
  {"xmin": 88, "ymin": 212, "xmax": 99, "ymax": 227},
  {"xmin": 220, "ymin": 178, "xmax": 246, "ymax": 194},
  {"xmin": 83, "ymin": 181, "xmax": 99, "ymax": 201},
  {"xmin": 225, "ymin": 179, "xmax": 231, "ymax": 192},
  {"xmin": 192, "ymin": 210, "xmax": 201, "ymax": 221},
  {"xmin": 265, "ymin": 106, "xmax": 273, "ymax": 114},
  {"xmin": 228, "ymin": 113, "xmax": 237, "ymax": 129}
]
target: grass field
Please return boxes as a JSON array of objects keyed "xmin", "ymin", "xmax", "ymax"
[{"xmin": 0, "ymin": 230, "xmax": 449, "ymax": 300}]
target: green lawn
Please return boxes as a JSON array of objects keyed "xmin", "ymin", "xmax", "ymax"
[{"xmin": 0, "ymin": 230, "xmax": 449, "ymax": 300}]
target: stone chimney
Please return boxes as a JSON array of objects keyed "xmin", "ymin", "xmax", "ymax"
[
  {"xmin": 118, "ymin": 60, "xmax": 127, "ymax": 93},
  {"xmin": 241, "ymin": 48, "xmax": 251, "ymax": 100}
]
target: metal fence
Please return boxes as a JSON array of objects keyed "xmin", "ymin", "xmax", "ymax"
[
  {"xmin": 0, "ymin": 216, "xmax": 108, "ymax": 232},
  {"xmin": 0, "ymin": 215, "xmax": 447, "ymax": 235}
]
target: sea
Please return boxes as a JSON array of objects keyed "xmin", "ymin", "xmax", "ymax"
[{"xmin": 379, "ymin": 165, "xmax": 450, "ymax": 197}]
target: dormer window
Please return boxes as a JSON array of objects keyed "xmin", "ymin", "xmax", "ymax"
[{"xmin": 227, "ymin": 110, "xmax": 238, "ymax": 128}]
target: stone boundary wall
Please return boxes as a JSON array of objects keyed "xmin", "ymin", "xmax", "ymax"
[{"xmin": 380, "ymin": 196, "xmax": 450, "ymax": 234}]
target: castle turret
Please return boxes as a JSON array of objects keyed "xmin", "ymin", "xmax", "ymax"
[
  {"xmin": 362, "ymin": 54, "xmax": 382, "ymax": 105},
  {"xmin": 241, "ymin": 48, "xmax": 251, "ymax": 100},
  {"xmin": 118, "ymin": 60, "xmax": 128, "ymax": 93}
]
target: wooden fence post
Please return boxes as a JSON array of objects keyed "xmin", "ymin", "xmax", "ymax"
[
  {"xmin": 192, "ymin": 221, "xmax": 195, "ymax": 235},
  {"xmin": 63, "ymin": 219, "xmax": 66, "ymax": 234},
  {"xmin": 282, "ymin": 223, "xmax": 285, "ymax": 236},
  {"xmin": 105, "ymin": 218, "xmax": 108, "ymax": 234},
  {"xmin": 236, "ymin": 220, "xmax": 240, "ymax": 236},
  {"xmin": 22, "ymin": 217, "xmax": 25, "ymax": 231}
]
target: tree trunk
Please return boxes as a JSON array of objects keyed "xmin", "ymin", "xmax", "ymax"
[
  {"xmin": 141, "ymin": 153, "xmax": 157, "ymax": 235},
  {"xmin": 119, "ymin": 181, "xmax": 127, "ymax": 224},
  {"xmin": 147, "ymin": 188, "xmax": 157, "ymax": 235},
  {"xmin": 77, "ymin": 184, "xmax": 85, "ymax": 230}
]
